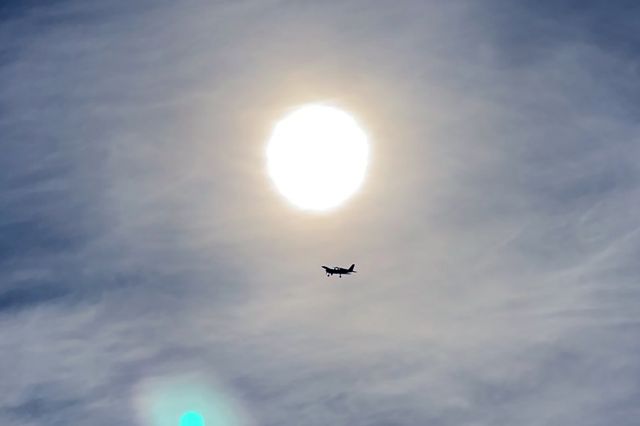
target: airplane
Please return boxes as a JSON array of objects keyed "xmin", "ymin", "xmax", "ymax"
[{"xmin": 322, "ymin": 264, "xmax": 356, "ymax": 278}]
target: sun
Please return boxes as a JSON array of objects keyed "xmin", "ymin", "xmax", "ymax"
[{"xmin": 267, "ymin": 104, "xmax": 369, "ymax": 211}]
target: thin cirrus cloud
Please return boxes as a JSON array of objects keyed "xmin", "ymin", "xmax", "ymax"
[{"xmin": 1, "ymin": 0, "xmax": 640, "ymax": 425}]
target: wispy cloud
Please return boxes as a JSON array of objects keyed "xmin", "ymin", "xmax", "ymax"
[{"xmin": 1, "ymin": 1, "xmax": 639, "ymax": 425}]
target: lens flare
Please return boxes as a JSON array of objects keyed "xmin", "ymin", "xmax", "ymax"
[
  {"xmin": 181, "ymin": 411, "xmax": 205, "ymax": 426},
  {"xmin": 134, "ymin": 375, "xmax": 251, "ymax": 426}
]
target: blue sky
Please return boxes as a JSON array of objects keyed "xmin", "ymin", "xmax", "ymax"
[{"xmin": 1, "ymin": 1, "xmax": 640, "ymax": 425}]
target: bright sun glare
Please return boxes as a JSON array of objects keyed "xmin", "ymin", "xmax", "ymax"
[{"xmin": 267, "ymin": 105, "xmax": 369, "ymax": 211}]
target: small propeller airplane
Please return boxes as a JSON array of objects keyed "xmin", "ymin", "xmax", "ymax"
[{"xmin": 322, "ymin": 264, "xmax": 356, "ymax": 278}]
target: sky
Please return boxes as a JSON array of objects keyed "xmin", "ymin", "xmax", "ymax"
[{"xmin": 2, "ymin": 0, "xmax": 640, "ymax": 425}]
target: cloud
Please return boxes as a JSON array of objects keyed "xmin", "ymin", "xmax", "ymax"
[{"xmin": 1, "ymin": 1, "xmax": 640, "ymax": 425}]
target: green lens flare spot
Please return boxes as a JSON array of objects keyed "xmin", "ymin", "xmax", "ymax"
[{"xmin": 180, "ymin": 411, "xmax": 205, "ymax": 426}]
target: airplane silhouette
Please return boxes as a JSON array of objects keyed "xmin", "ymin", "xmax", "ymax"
[{"xmin": 322, "ymin": 264, "xmax": 356, "ymax": 278}]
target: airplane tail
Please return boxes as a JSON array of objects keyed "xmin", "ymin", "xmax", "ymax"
[{"xmin": 349, "ymin": 264, "xmax": 355, "ymax": 272}]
